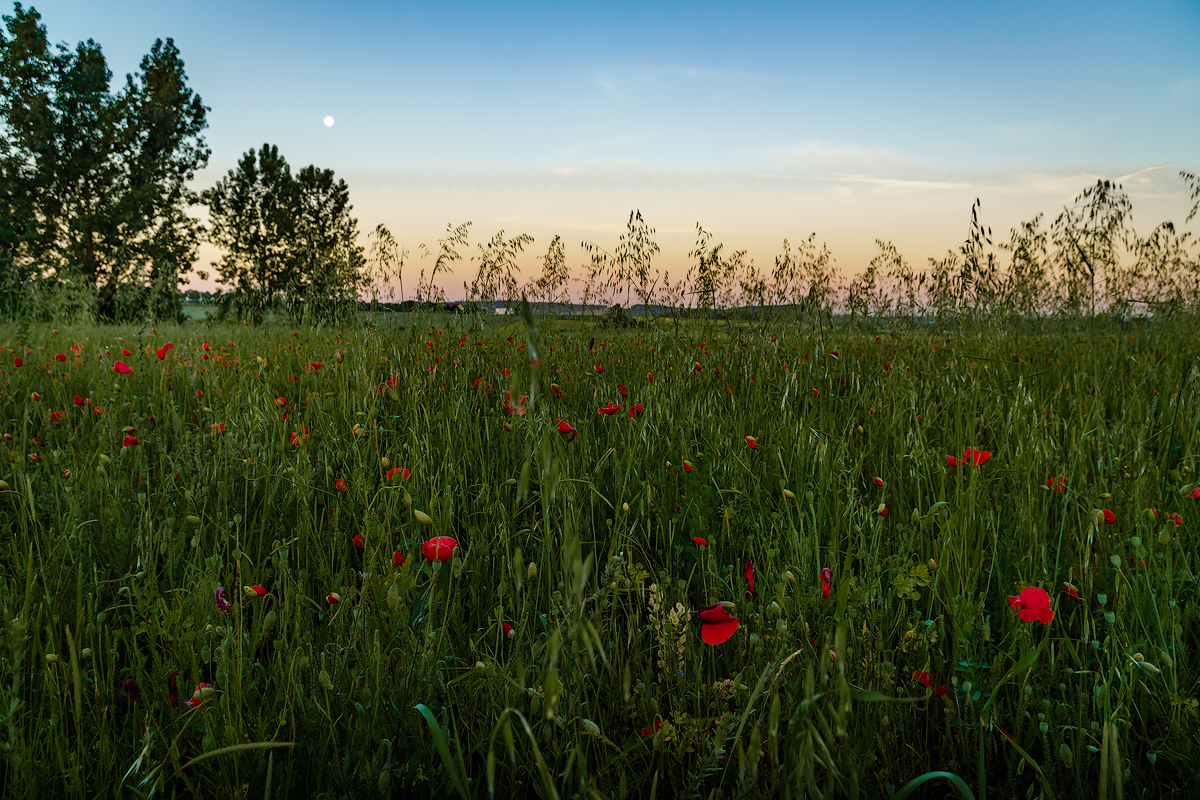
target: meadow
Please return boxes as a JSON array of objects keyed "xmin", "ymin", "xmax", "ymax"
[{"xmin": 0, "ymin": 309, "xmax": 1197, "ymax": 799}]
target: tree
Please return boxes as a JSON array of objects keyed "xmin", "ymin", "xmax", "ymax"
[
  {"xmin": 0, "ymin": 4, "xmax": 209, "ymax": 320},
  {"xmin": 201, "ymin": 144, "xmax": 365, "ymax": 322}
]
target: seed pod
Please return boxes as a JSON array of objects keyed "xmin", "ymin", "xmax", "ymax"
[
  {"xmin": 414, "ymin": 510, "xmax": 433, "ymax": 526},
  {"xmin": 187, "ymin": 515, "xmax": 201, "ymax": 525}
]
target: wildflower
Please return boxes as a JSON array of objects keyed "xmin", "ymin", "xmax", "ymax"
[
  {"xmin": 698, "ymin": 603, "xmax": 740, "ymax": 645},
  {"xmin": 13, "ymin": 357, "xmax": 20, "ymax": 367},
  {"xmin": 629, "ymin": 403, "xmax": 644, "ymax": 419},
  {"xmin": 244, "ymin": 585, "xmax": 268, "ymax": 598},
  {"xmin": 156, "ymin": 346, "xmax": 168, "ymax": 360},
  {"xmin": 782, "ymin": 488, "xmax": 795, "ymax": 500},
  {"xmin": 946, "ymin": 455, "xmax": 959, "ymax": 467},
  {"xmin": 876, "ymin": 503, "xmax": 887, "ymax": 517},
  {"xmin": 960, "ymin": 447, "xmax": 991, "ymax": 466},
  {"xmin": 683, "ymin": 460, "xmax": 693, "ymax": 473},
  {"xmin": 274, "ymin": 397, "xmax": 286, "ymax": 408},
  {"xmin": 745, "ymin": 435, "xmax": 757, "ymax": 449},
  {"xmin": 828, "ymin": 350, "xmax": 839, "ymax": 359},
  {"xmin": 54, "ymin": 353, "xmax": 67, "ymax": 362},
  {"xmin": 812, "ymin": 388, "xmax": 820, "ymax": 397},
  {"xmin": 647, "ymin": 372, "xmax": 653, "ymax": 381},
  {"xmin": 48, "ymin": 411, "xmax": 66, "ymax": 422},
  {"xmin": 1047, "ymin": 476, "xmax": 1066, "ymax": 492},
  {"xmin": 1145, "ymin": 508, "xmax": 1158, "ymax": 522},
  {"xmin": 933, "ymin": 685, "xmax": 949, "ymax": 697},
  {"xmin": 874, "ymin": 477, "xmax": 884, "ymax": 487},
  {"xmin": 123, "ymin": 679, "xmax": 139, "ymax": 705},
  {"xmin": 820, "ymin": 567, "xmax": 832, "ymax": 601},
  {"xmin": 168, "ymin": 670, "xmax": 180, "ymax": 708},
  {"xmin": 1063, "ymin": 582, "xmax": 1080, "ymax": 601},
  {"xmin": 387, "ymin": 467, "xmax": 410, "ymax": 481},
  {"xmin": 336, "ymin": 478, "xmax": 348, "ymax": 492},
  {"xmin": 210, "ymin": 423, "xmax": 226, "ymax": 435},
  {"xmin": 30, "ymin": 392, "xmax": 40, "ymax": 401},
  {"xmin": 1102, "ymin": 509, "xmax": 1116, "ymax": 524},
  {"xmin": 641, "ymin": 717, "xmax": 664, "ymax": 737},
  {"xmin": 327, "ymin": 592, "xmax": 341, "ymax": 604},
  {"xmin": 123, "ymin": 435, "xmax": 139, "ymax": 447},
  {"xmin": 307, "ymin": 362, "xmax": 322, "ymax": 370},
  {"xmin": 73, "ymin": 395, "xmax": 87, "ymax": 406},
  {"xmin": 744, "ymin": 559, "xmax": 755, "ymax": 595},
  {"xmin": 911, "ymin": 670, "xmax": 933, "ymax": 689},
  {"xmin": 215, "ymin": 587, "xmax": 231, "ymax": 612},
  {"xmin": 393, "ymin": 551, "xmax": 406, "ymax": 566},
  {"xmin": 693, "ymin": 536, "xmax": 708, "ymax": 547},
  {"xmin": 422, "ymin": 536, "xmax": 458, "ymax": 562},
  {"xmin": 113, "ymin": 361, "xmax": 132, "ymax": 375},
  {"xmin": 1190, "ymin": 486, "xmax": 1200, "ymax": 499},
  {"xmin": 1008, "ymin": 586, "xmax": 1054, "ymax": 624},
  {"xmin": 594, "ymin": 364, "xmax": 603, "ymax": 373},
  {"xmin": 1167, "ymin": 511, "xmax": 1183, "ymax": 527},
  {"xmin": 352, "ymin": 533, "xmax": 363, "ymax": 548},
  {"xmin": 597, "ymin": 402, "xmax": 622, "ymax": 416},
  {"xmin": 185, "ymin": 683, "xmax": 213, "ymax": 709}
]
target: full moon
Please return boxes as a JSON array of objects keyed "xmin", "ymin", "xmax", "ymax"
[{"xmin": 323, "ymin": 116, "xmax": 335, "ymax": 127}]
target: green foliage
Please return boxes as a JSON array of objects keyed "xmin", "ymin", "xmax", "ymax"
[{"xmin": 1, "ymin": 313, "xmax": 1198, "ymax": 798}]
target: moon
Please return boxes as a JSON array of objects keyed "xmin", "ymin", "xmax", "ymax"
[{"xmin": 323, "ymin": 116, "xmax": 335, "ymax": 127}]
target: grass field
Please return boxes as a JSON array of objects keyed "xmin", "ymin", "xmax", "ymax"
[{"xmin": 1, "ymin": 311, "xmax": 1197, "ymax": 799}]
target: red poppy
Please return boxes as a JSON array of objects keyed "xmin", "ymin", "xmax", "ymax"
[
  {"xmin": 629, "ymin": 403, "xmax": 644, "ymax": 419},
  {"xmin": 683, "ymin": 460, "xmax": 693, "ymax": 473},
  {"xmin": 555, "ymin": 419, "xmax": 579, "ymax": 440},
  {"xmin": 156, "ymin": 346, "xmax": 168, "ymax": 360},
  {"xmin": 820, "ymin": 567, "xmax": 832, "ymax": 601},
  {"xmin": 911, "ymin": 670, "xmax": 933, "ymax": 689},
  {"xmin": 594, "ymin": 364, "xmax": 603, "ymax": 373},
  {"xmin": 946, "ymin": 455, "xmax": 959, "ymax": 467},
  {"xmin": 351, "ymin": 534, "xmax": 363, "ymax": 548},
  {"xmin": 698, "ymin": 603, "xmax": 740, "ymax": 645},
  {"xmin": 73, "ymin": 395, "xmax": 87, "ymax": 407},
  {"xmin": 121, "ymin": 349, "xmax": 131, "ymax": 356},
  {"xmin": 307, "ymin": 362, "xmax": 322, "ymax": 371},
  {"xmin": 877, "ymin": 503, "xmax": 887, "ymax": 517},
  {"xmin": 1102, "ymin": 509, "xmax": 1116, "ymax": 524},
  {"xmin": 244, "ymin": 585, "xmax": 268, "ymax": 597},
  {"xmin": 123, "ymin": 435, "xmax": 139, "ymax": 447},
  {"xmin": 694, "ymin": 362, "xmax": 702, "ymax": 371},
  {"xmin": 933, "ymin": 684, "xmax": 949, "ymax": 697},
  {"xmin": 744, "ymin": 559, "xmax": 755, "ymax": 595},
  {"xmin": 327, "ymin": 592, "xmax": 341, "ymax": 604},
  {"xmin": 502, "ymin": 622, "xmax": 514, "ymax": 637},
  {"xmin": 168, "ymin": 670, "xmax": 180, "ymax": 709},
  {"xmin": 54, "ymin": 353, "xmax": 67, "ymax": 362},
  {"xmin": 185, "ymin": 682, "xmax": 212, "ymax": 709},
  {"xmin": 812, "ymin": 388, "xmax": 820, "ymax": 397},
  {"xmin": 422, "ymin": 536, "xmax": 458, "ymax": 562},
  {"xmin": 30, "ymin": 392, "xmax": 40, "ymax": 402},
  {"xmin": 1190, "ymin": 486, "xmax": 1200, "ymax": 499},
  {"xmin": 693, "ymin": 536, "xmax": 708, "ymax": 546},
  {"xmin": 1047, "ymin": 476, "xmax": 1066, "ymax": 492},
  {"xmin": 393, "ymin": 551, "xmax": 406, "ymax": 566},
  {"xmin": 960, "ymin": 447, "xmax": 991, "ymax": 466},
  {"xmin": 647, "ymin": 372, "xmax": 653, "ymax": 381},
  {"xmin": 1167, "ymin": 511, "xmax": 1183, "ymax": 526},
  {"xmin": 113, "ymin": 361, "xmax": 132, "ymax": 375},
  {"xmin": 336, "ymin": 478, "xmax": 348, "ymax": 492},
  {"xmin": 123, "ymin": 678, "xmax": 139, "ymax": 705},
  {"xmin": 387, "ymin": 467, "xmax": 410, "ymax": 481},
  {"xmin": 48, "ymin": 411, "xmax": 66, "ymax": 422},
  {"xmin": 641, "ymin": 717, "xmax": 664, "ymax": 737},
  {"xmin": 874, "ymin": 477, "xmax": 884, "ymax": 487},
  {"xmin": 1008, "ymin": 586, "xmax": 1054, "ymax": 624},
  {"xmin": 13, "ymin": 357, "xmax": 20, "ymax": 367},
  {"xmin": 745, "ymin": 436, "xmax": 757, "ymax": 449},
  {"xmin": 597, "ymin": 402, "xmax": 622, "ymax": 416},
  {"xmin": 1062, "ymin": 582, "xmax": 1080, "ymax": 601}
]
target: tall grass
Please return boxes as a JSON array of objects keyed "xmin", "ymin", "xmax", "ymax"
[{"xmin": 0, "ymin": 310, "xmax": 1196, "ymax": 798}]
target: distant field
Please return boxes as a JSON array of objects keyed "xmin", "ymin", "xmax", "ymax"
[{"xmin": 1, "ymin": 314, "xmax": 1196, "ymax": 798}]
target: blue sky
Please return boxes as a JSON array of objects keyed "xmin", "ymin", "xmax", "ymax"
[{"xmin": 28, "ymin": 0, "xmax": 1200, "ymax": 295}]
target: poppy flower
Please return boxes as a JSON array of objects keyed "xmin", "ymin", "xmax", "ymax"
[
  {"xmin": 13, "ymin": 357, "xmax": 20, "ymax": 367},
  {"xmin": 597, "ymin": 402, "xmax": 622, "ymax": 416},
  {"xmin": 694, "ymin": 362, "xmax": 702, "ymax": 371},
  {"xmin": 594, "ymin": 364, "xmax": 603, "ymax": 373},
  {"xmin": 1189, "ymin": 486, "xmax": 1200, "ymax": 499},
  {"xmin": 647, "ymin": 372, "xmax": 653, "ymax": 381},
  {"xmin": 73, "ymin": 395, "xmax": 87, "ymax": 407},
  {"xmin": 244, "ymin": 585, "xmax": 267, "ymax": 598},
  {"xmin": 123, "ymin": 435, "xmax": 139, "ymax": 448},
  {"xmin": 48, "ymin": 411, "xmax": 66, "ymax": 422},
  {"xmin": 745, "ymin": 436, "xmax": 757, "ymax": 449},
  {"xmin": 1167, "ymin": 511, "xmax": 1183, "ymax": 527},
  {"xmin": 911, "ymin": 670, "xmax": 933, "ymax": 689},
  {"xmin": 820, "ymin": 567, "xmax": 832, "ymax": 601},
  {"xmin": 693, "ymin": 536, "xmax": 708, "ymax": 547},
  {"xmin": 185, "ymin": 682, "xmax": 212, "ymax": 709},
  {"xmin": 629, "ymin": 403, "xmax": 644, "ymax": 419},
  {"xmin": 336, "ymin": 478, "xmax": 348, "ymax": 492},
  {"xmin": 683, "ymin": 460, "xmax": 693, "ymax": 473},
  {"xmin": 327, "ymin": 592, "xmax": 341, "ymax": 604},
  {"xmin": 933, "ymin": 685, "xmax": 949, "ymax": 697},
  {"xmin": 502, "ymin": 622, "xmax": 514, "ymax": 638},
  {"xmin": 1047, "ymin": 476, "xmax": 1066, "ymax": 492},
  {"xmin": 744, "ymin": 559, "xmax": 755, "ymax": 595},
  {"xmin": 422, "ymin": 536, "xmax": 458, "ymax": 562},
  {"xmin": 54, "ymin": 353, "xmax": 66, "ymax": 362},
  {"xmin": 1008, "ymin": 586, "xmax": 1054, "ymax": 624},
  {"xmin": 387, "ymin": 467, "xmax": 410, "ymax": 481},
  {"xmin": 113, "ymin": 361, "xmax": 131, "ymax": 375},
  {"xmin": 123, "ymin": 679, "xmax": 139, "ymax": 705},
  {"xmin": 30, "ymin": 392, "xmax": 40, "ymax": 401},
  {"xmin": 210, "ymin": 423, "xmax": 226, "ymax": 435},
  {"xmin": 168, "ymin": 670, "xmax": 180, "ymax": 709},
  {"xmin": 393, "ymin": 551, "xmax": 406, "ymax": 566},
  {"xmin": 641, "ymin": 717, "xmax": 664, "ymax": 737},
  {"xmin": 307, "ymin": 362, "xmax": 322, "ymax": 370},
  {"xmin": 351, "ymin": 534, "xmax": 363, "ymax": 548},
  {"xmin": 1102, "ymin": 509, "xmax": 1116, "ymax": 524},
  {"xmin": 215, "ymin": 587, "xmax": 231, "ymax": 612},
  {"xmin": 812, "ymin": 388, "xmax": 820, "ymax": 397},
  {"xmin": 155, "ymin": 346, "xmax": 168, "ymax": 360},
  {"xmin": 1063, "ymin": 582, "xmax": 1080, "ymax": 601},
  {"xmin": 698, "ymin": 603, "xmax": 740, "ymax": 645},
  {"xmin": 946, "ymin": 455, "xmax": 959, "ymax": 467},
  {"xmin": 874, "ymin": 477, "xmax": 884, "ymax": 487},
  {"xmin": 960, "ymin": 447, "xmax": 991, "ymax": 466},
  {"xmin": 876, "ymin": 503, "xmax": 887, "ymax": 517}
]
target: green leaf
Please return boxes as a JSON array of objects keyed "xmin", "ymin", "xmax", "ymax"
[{"xmin": 414, "ymin": 704, "xmax": 470, "ymax": 800}]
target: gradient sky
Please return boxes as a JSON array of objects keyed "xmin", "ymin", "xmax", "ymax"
[{"xmin": 30, "ymin": 0, "xmax": 1200, "ymax": 299}]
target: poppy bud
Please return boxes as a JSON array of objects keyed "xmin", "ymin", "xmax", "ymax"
[
  {"xmin": 186, "ymin": 515, "xmax": 201, "ymax": 525},
  {"xmin": 682, "ymin": 460, "xmax": 692, "ymax": 473},
  {"xmin": 785, "ymin": 570, "xmax": 796, "ymax": 583},
  {"xmin": 327, "ymin": 592, "xmax": 341, "ymax": 604},
  {"xmin": 414, "ymin": 509, "xmax": 433, "ymax": 525},
  {"xmin": 876, "ymin": 503, "xmax": 887, "ymax": 516},
  {"xmin": 527, "ymin": 562, "xmax": 538, "ymax": 581},
  {"xmin": 380, "ymin": 457, "xmax": 390, "ymax": 469},
  {"xmin": 929, "ymin": 559, "xmax": 937, "ymax": 569},
  {"xmin": 336, "ymin": 349, "xmax": 344, "ymax": 363},
  {"xmin": 782, "ymin": 488, "xmax": 795, "ymax": 500},
  {"xmin": 0, "ymin": 480, "xmax": 8, "ymax": 492},
  {"xmin": 81, "ymin": 648, "xmax": 93, "ymax": 658},
  {"xmin": 243, "ymin": 585, "xmax": 267, "ymax": 598},
  {"xmin": 1181, "ymin": 483, "xmax": 1195, "ymax": 498},
  {"xmin": 45, "ymin": 653, "xmax": 60, "ymax": 664}
]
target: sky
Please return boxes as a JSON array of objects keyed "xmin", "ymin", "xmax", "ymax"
[{"xmin": 26, "ymin": 0, "xmax": 1200, "ymax": 300}]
